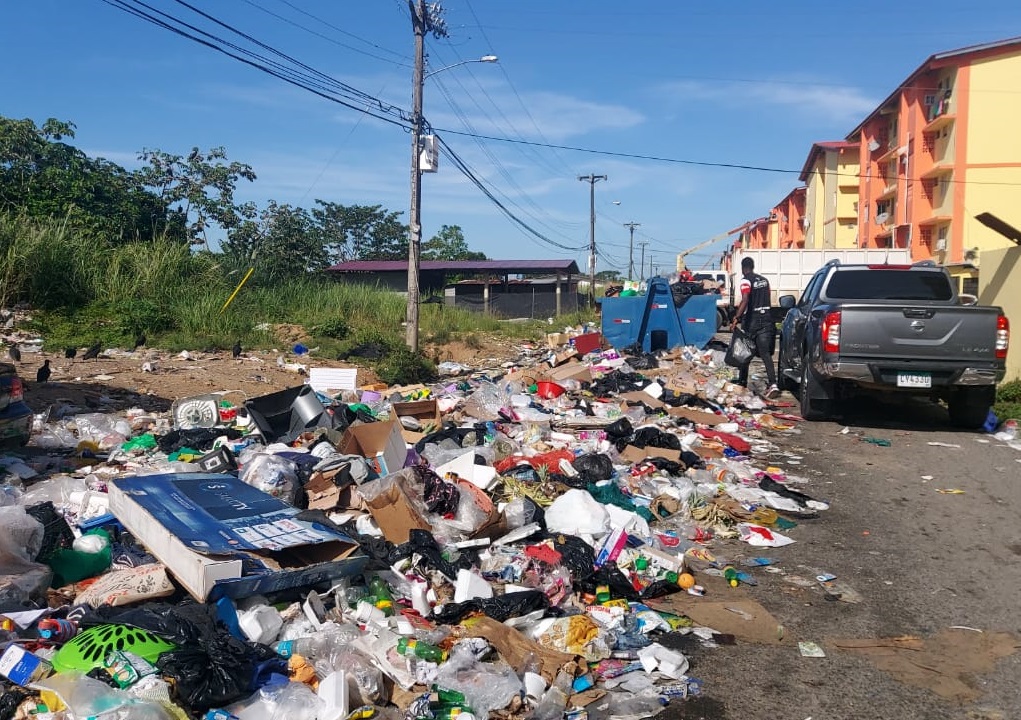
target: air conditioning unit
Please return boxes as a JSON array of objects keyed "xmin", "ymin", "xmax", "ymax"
[
  {"xmin": 875, "ymin": 212, "xmax": 890, "ymax": 225},
  {"xmin": 935, "ymin": 238, "xmax": 947, "ymax": 251},
  {"xmin": 802, "ymin": 217, "xmax": 811, "ymax": 229},
  {"xmin": 868, "ymin": 139, "xmax": 881, "ymax": 152},
  {"xmin": 768, "ymin": 212, "xmax": 778, "ymax": 221}
]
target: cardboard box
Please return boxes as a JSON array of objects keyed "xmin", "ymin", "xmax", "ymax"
[
  {"xmin": 570, "ymin": 332, "xmax": 602, "ymax": 356},
  {"xmin": 541, "ymin": 360, "xmax": 592, "ymax": 384},
  {"xmin": 109, "ymin": 474, "xmax": 366, "ymax": 602},
  {"xmin": 338, "ymin": 419, "xmax": 408, "ymax": 480},
  {"xmin": 391, "ymin": 400, "xmax": 442, "ymax": 443},
  {"xmin": 546, "ymin": 332, "xmax": 569, "ymax": 348},
  {"xmin": 0, "ymin": 645, "xmax": 51, "ymax": 686}
]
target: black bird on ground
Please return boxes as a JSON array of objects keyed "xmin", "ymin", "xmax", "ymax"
[
  {"xmin": 64, "ymin": 347, "xmax": 77, "ymax": 360},
  {"xmin": 134, "ymin": 334, "xmax": 146, "ymax": 350},
  {"xmin": 7, "ymin": 345, "xmax": 20, "ymax": 363},
  {"xmin": 232, "ymin": 341, "xmax": 242, "ymax": 360},
  {"xmin": 82, "ymin": 342, "xmax": 102, "ymax": 361},
  {"xmin": 36, "ymin": 359, "xmax": 51, "ymax": 383}
]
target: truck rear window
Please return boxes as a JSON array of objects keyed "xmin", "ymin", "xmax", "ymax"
[{"xmin": 825, "ymin": 269, "xmax": 953, "ymax": 301}]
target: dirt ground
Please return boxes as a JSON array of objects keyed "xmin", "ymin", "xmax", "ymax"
[{"xmin": 13, "ymin": 332, "xmax": 532, "ymax": 416}]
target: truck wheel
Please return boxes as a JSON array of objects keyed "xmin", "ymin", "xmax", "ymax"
[
  {"xmin": 716, "ymin": 309, "xmax": 727, "ymax": 332},
  {"xmin": 777, "ymin": 342, "xmax": 797, "ymax": 392},
  {"xmin": 799, "ymin": 360, "xmax": 830, "ymax": 421},
  {"xmin": 948, "ymin": 387, "xmax": 995, "ymax": 429}
]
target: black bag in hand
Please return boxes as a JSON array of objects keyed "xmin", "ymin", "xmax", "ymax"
[{"xmin": 725, "ymin": 328, "xmax": 755, "ymax": 368}]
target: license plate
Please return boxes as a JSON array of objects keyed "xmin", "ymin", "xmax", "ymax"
[{"xmin": 897, "ymin": 372, "xmax": 931, "ymax": 388}]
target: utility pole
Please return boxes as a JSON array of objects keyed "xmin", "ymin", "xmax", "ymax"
[
  {"xmin": 405, "ymin": 0, "xmax": 447, "ymax": 351},
  {"xmin": 578, "ymin": 174, "xmax": 606, "ymax": 306},
  {"xmin": 623, "ymin": 221, "xmax": 640, "ymax": 279},
  {"xmin": 638, "ymin": 241, "xmax": 649, "ymax": 281}
]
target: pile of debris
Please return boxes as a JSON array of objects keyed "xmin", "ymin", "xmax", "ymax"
[{"xmin": 0, "ymin": 331, "xmax": 829, "ymax": 720}]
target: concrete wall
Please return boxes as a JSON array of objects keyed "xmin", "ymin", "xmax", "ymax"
[{"xmin": 978, "ymin": 246, "xmax": 1021, "ymax": 382}]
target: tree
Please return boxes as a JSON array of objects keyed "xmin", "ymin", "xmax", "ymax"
[
  {"xmin": 222, "ymin": 201, "xmax": 327, "ymax": 283},
  {"xmin": 136, "ymin": 146, "xmax": 257, "ymax": 249},
  {"xmin": 422, "ymin": 224, "xmax": 486, "ymax": 261},
  {"xmin": 595, "ymin": 269, "xmax": 622, "ymax": 282},
  {"xmin": 0, "ymin": 115, "xmax": 172, "ymax": 239},
  {"xmin": 311, "ymin": 201, "xmax": 408, "ymax": 262}
]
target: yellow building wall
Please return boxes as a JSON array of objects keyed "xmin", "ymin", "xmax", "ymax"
[
  {"xmin": 977, "ymin": 246, "xmax": 1021, "ymax": 383},
  {"xmin": 965, "ymin": 52, "xmax": 1021, "ymax": 165},
  {"xmin": 804, "ymin": 161, "xmax": 825, "ymax": 249},
  {"xmin": 962, "ymin": 167, "xmax": 1021, "ymax": 257}
]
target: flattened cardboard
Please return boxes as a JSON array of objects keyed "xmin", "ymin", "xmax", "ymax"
[
  {"xmin": 620, "ymin": 444, "xmax": 681, "ymax": 463},
  {"xmin": 464, "ymin": 616, "xmax": 575, "ymax": 684},
  {"xmin": 392, "ymin": 400, "xmax": 442, "ymax": 443},
  {"xmin": 619, "ymin": 391, "xmax": 665, "ymax": 410},
  {"xmin": 668, "ymin": 407, "xmax": 726, "ymax": 426},
  {"xmin": 109, "ymin": 474, "xmax": 365, "ymax": 602},
  {"xmin": 338, "ymin": 419, "xmax": 408, "ymax": 479},
  {"xmin": 650, "ymin": 591, "xmax": 787, "ymax": 646}
]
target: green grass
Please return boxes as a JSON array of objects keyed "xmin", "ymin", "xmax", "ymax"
[
  {"xmin": 994, "ymin": 379, "xmax": 1021, "ymax": 422},
  {"xmin": 1, "ymin": 214, "xmax": 598, "ymax": 384}
]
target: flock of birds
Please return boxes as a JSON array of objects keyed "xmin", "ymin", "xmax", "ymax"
[{"xmin": 4, "ymin": 334, "xmax": 245, "ymax": 386}]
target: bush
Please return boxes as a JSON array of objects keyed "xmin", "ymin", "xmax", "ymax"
[
  {"xmin": 993, "ymin": 379, "xmax": 1021, "ymax": 422},
  {"xmin": 311, "ymin": 317, "xmax": 350, "ymax": 340},
  {"xmin": 375, "ymin": 346, "xmax": 436, "ymax": 386}
]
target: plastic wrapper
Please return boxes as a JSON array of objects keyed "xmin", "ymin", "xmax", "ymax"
[
  {"xmin": 314, "ymin": 650, "xmax": 384, "ymax": 706},
  {"xmin": 224, "ymin": 682, "xmax": 324, "ymax": 720},
  {"xmin": 434, "ymin": 645, "xmax": 523, "ymax": 718},
  {"xmin": 503, "ymin": 496, "xmax": 538, "ymax": 529},
  {"xmin": 32, "ymin": 421, "xmax": 78, "ymax": 448},
  {"xmin": 0, "ymin": 505, "xmax": 52, "ymax": 610},
  {"xmin": 72, "ymin": 412, "xmax": 133, "ymax": 449},
  {"xmin": 462, "ymin": 382, "xmax": 510, "ymax": 421},
  {"xmin": 240, "ymin": 453, "xmax": 299, "ymax": 504},
  {"xmin": 33, "ymin": 672, "xmax": 173, "ymax": 720}
]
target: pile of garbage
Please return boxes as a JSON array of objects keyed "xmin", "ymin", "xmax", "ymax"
[{"xmin": 0, "ymin": 332, "xmax": 831, "ymax": 720}]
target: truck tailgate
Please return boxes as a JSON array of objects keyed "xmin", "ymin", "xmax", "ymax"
[{"xmin": 838, "ymin": 304, "xmax": 1001, "ymax": 363}]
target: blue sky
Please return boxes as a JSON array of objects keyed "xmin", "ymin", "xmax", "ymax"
[{"xmin": 2, "ymin": 1, "xmax": 1019, "ymax": 275}]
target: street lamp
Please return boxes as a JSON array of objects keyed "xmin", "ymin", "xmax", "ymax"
[{"xmin": 406, "ymin": 53, "xmax": 499, "ymax": 351}]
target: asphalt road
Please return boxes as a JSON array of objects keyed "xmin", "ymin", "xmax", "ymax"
[{"xmin": 662, "ymin": 391, "xmax": 1021, "ymax": 720}]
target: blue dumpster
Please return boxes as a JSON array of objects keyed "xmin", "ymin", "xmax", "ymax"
[{"xmin": 601, "ymin": 277, "xmax": 718, "ymax": 352}]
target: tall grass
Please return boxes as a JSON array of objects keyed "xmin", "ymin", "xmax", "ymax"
[{"xmin": 0, "ymin": 214, "xmax": 595, "ymax": 367}]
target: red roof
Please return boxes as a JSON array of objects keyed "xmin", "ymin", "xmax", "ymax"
[
  {"xmin": 327, "ymin": 259, "xmax": 581, "ymax": 274},
  {"xmin": 799, "ymin": 141, "xmax": 858, "ymax": 181}
]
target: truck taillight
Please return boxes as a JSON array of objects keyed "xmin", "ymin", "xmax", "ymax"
[
  {"xmin": 9, "ymin": 378, "xmax": 23, "ymax": 402},
  {"xmin": 995, "ymin": 314, "xmax": 1009, "ymax": 360},
  {"xmin": 822, "ymin": 311, "xmax": 841, "ymax": 353}
]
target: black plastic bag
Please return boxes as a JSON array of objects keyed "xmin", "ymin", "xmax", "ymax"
[
  {"xmin": 431, "ymin": 590, "xmax": 550, "ymax": 625},
  {"xmin": 759, "ymin": 475, "xmax": 818, "ymax": 511},
  {"xmin": 389, "ymin": 529, "xmax": 478, "ymax": 581},
  {"xmin": 575, "ymin": 565, "xmax": 640, "ymax": 602},
  {"xmin": 82, "ymin": 601, "xmax": 214, "ymax": 646},
  {"xmin": 157, "ymin": 427, "xmax": 242, "ymax": 454},
  {"xmin": 646, "ymin": 457, "xmax": 686, "ymax": 475},
  {"xmin": 24, "ymin": 501, "xmax": 74, "ymax": 562},
  {"xmin": 550, "ymin": 534, "xmax": 596, "ymax": 580},
  {"xmin": 0, "ymin": 688, "xmax": 26, "ymax": 720},
  {"xmin": 604, "ymin": 418, "xmax": 634, "ymax": 442},
  {"xmin": 572, "ymin": 453, "xmax": 614, "ymax": 483},
  {"xmin": 640, "ymin": 579, "xmax": 682, "ymax": 600},
  {"xmin": 625, "ymin": 353, "xmax": 659, "ymax": 370},
  {"xmin": 157, "ymin": 632, "xmax": 282, "ymax": 711},
  {"xmin": 631, "ymin": 427, "xmax": 682, "ymax": 451},
  {"xmin": 725, "ymin": 329, "xmax": 755, "ymax": 368}
]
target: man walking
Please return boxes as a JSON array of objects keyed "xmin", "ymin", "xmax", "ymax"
[{"xmin": 730, "ymin": 257, "xmax": 779, "ymax": 399}]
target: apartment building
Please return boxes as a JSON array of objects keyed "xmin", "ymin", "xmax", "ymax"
[
  {"xmin": 798, "ymin": 141, "xmax": 860, "ymax": 250},
  {"xmin": 847, "ymin": 36, "xmax": 1021, "ymax": 293}
]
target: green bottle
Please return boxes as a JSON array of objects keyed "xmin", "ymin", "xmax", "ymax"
[
  {"xmin": 723, "ymin": 565, "xmax": 739, "ymax": 587},
  {"xmin": 397, "ymin": 637, "xmax": 447, "ymax": 663},
  {"xmin": 368, "ymin": 576, "xmax": 395, "ymax": 616}
]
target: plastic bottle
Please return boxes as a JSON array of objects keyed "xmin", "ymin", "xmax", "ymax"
[
  {"xmin": 367, "ymin": 576, "xmax": 395, "ymax": 616},
  {"xmin": 723, "ymin": 565, "xmax": 739, "ymax": 588},
  {"xmin": 275, "ymin": 635, "xmax": 321, "ymax": 659},
  {"xmin": 396, "ymin": 637, "xmax": 447, "ymax": 663}
]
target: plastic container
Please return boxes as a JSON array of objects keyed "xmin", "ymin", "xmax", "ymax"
[{"xmin": 535, "ymin": 382, "xmax": 565, "ymax": 399}]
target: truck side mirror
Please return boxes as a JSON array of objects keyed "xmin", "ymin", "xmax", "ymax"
[{"xmin": 778, "ymin": 295, "xmax": 796, "ymax": 310}]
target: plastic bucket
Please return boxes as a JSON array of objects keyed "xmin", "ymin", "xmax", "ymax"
[{"xmin": 535, "ymin": 381, "xmax": 565, "ymax": 399}]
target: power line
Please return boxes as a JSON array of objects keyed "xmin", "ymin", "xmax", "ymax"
[
  {"xmin": 240, "ymin": 0, "xmax": 411, "ymax": 67},
  {"xmin": 268, "ymin": 0, "xmax": 410, "ymax": 61}
]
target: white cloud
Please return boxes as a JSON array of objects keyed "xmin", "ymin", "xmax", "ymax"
[{"xmin": 658, "ymin": 77, "xmax": 878, "ymax": 125}]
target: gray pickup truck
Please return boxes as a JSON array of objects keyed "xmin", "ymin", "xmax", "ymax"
[{"xmin": 777, "ymin": 261, "xmax": 1010, "ymax": 427}]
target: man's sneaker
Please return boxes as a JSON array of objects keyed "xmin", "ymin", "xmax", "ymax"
[{"xmin": 764, "ymin": 384, "xmax": 780, "ymax": 399}]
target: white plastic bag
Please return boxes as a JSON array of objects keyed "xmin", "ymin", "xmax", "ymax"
[
  {"xmin": 240, "ymin": 453, "xmax": 299, "ymax": 503},
  {"xmin": 544, "ymin": 489, "xmax": 610, "ymax": 536}
]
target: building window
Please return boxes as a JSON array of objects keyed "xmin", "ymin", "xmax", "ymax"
[{"xmin": 962, "ymin": 277, "xmax": 978, "ymax": 296}]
